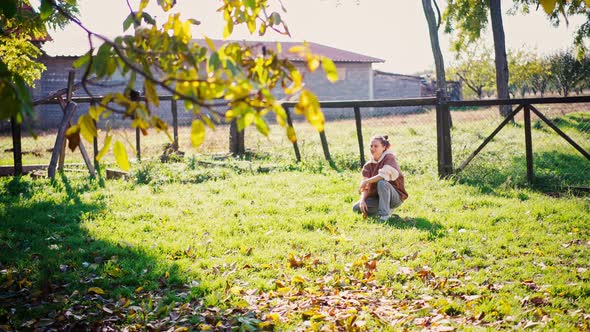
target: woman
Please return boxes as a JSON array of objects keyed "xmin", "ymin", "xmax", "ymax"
[{"xmin": 353, "ymin": 135, "xmax": 408, "ymax": 220}]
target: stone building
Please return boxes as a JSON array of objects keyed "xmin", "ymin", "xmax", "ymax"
[{"xmin": 27, "ymin": 40, "xmax": 427, "ymax": 129}]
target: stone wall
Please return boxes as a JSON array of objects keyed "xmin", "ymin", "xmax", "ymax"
[
  {"xmin": 23, "ymin": 57, "xmax": 427, "ymax": 131},
  {"xmin": 371, "ymin": 71, "xmax": 423, "ymax": 116}
]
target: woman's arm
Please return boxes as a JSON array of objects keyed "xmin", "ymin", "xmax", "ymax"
[{"xmin": 359, "ymin": 174, "xmax": 384, "ymax": 192}]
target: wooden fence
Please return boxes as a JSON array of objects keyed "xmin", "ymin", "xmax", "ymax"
[{"xmin": 5, "ymin": 84, "xmax": 590, "ymax": 186}]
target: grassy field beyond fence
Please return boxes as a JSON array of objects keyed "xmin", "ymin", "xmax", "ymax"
[{"xmin": 0, "ymin": 106, "xmax": 589, "ymax": 330}]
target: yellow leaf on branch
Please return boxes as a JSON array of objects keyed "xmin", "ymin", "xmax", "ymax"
[
  {"xmin": 191, "ymin": 120, "xmax": 206, "ymax": 147},
  {"xmin": 321, "ymin": 57, "xmax": 339, "ymax": 83},
  {"xmin": 113, "ymin": 140, "xmax": 130, "ymax": 171},
  {"xmin": 539, "ymin": 0, "xmax": 558, "ymax": 14},
  {"xmin": 78, "ymin": 114, "xmax": 97, "ymax": 143}
]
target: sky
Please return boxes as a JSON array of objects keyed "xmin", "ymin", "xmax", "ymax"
[{"xmin": 41, "ymin": 0, "xmax": 587, "ymax": 75}]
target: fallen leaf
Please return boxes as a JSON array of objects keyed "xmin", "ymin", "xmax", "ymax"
[{"xmin": 88, "ymin": 287, "xmax": 105, "ymax": 295}]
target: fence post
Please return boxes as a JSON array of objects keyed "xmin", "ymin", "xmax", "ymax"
[
  {"xmin": 49, "ymin": 103, "xmax": 77, "ymax": 179},
  {"xmin": 319, "ymin": 130, "xmax": 331, "ymax": 162},
  {"xmin": 284, "ymin": 106, "xmax": 301, "ymax": 162},
  {"xmin": 436, "ymin": 90, "xmax": 453, "ymax": 178},
  {"xmin": 58, "ymin": 71, "xmax": 76, "ymax": 171},
  {"xmin": 229, "ymin": 119, "xmax": 245, "ymax": 156},
  {"xmin": 171, "ymin": 99, "xmax": 179, "ymax": 150},
  {"xmin": 11, "ymin": 117, "xmax": 22, "ymax": 176},
  {"xmin": 523, "ymin": 105, "xmax": 534, "ymax": 185},
  {"xmin": 91, "ymin": 101, "xmax": 99, "ymax": 170},
  {"xmin": 135, "ymin": 128, "xmax": 141, "ymax": 161},
  {"xmin": 353, "ymin": 106, "xmax": 365, "ymax": 166}
]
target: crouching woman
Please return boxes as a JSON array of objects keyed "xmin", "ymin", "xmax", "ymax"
[{"xmin": 353, "ymin": 135, "xmax": 408, "ymax": 221}]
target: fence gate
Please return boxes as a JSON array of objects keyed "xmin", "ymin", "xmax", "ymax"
[{"xmin": 449, "ymin": 96, "xmax": 590, "ymax": 189}]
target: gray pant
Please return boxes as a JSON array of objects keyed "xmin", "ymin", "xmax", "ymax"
[{"xmin": 353, "ymin": 180, "xmax": 402, "ymax": 217}]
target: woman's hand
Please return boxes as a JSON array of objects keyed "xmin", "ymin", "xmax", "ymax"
[
  {"xmin": 358, "ymin": 179, "xmax": 369, "ymax": 193},
  {"xmin": 358, "ymin": 199, "xmax": 368, "ymax": 216}
]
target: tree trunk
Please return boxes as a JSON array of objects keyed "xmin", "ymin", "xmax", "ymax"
[
  {"xmin": 229, "ymin": 120, "xmax": 245, "ymax": 156},
  {"xmin": 421, "ymin": 0, "xmax": 447, "ymax": 97},
  {"xmin": 490, "ymin": 0, "xmax": 512, "ymax": 117},
  {"xmin": 422, "ymin": 0, "xmax": 452, "ymax": 128}
]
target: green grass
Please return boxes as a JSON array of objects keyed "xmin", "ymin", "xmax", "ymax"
[{"xmin": 0, "ymin": 108, "xmax": 589, "ymax": 330}]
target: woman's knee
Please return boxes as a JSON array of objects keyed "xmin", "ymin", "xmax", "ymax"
[{"xmin": 377, "ymin": 180, "xmax": 391, "ymax": 190}]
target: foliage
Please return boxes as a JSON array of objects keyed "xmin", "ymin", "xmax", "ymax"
[
  {"xmin": 0, "ymin": 0, "xmax": 78, "ymax": 121},
  {"xmin": 548, "ymin": 49, "xmax": 590, "ymax": 96},
  {"xmin": 445, "ymin": 0, "xmax": 590, "ymax": 52},
  {"xmin": 508, "ymin": 48, "xmax": 551, "ymax": 97},
  {"xmin": 0, "ymin": 0, "xmax": 76, "ymax": 122},
  {"xmin": 529, "ymin": 55, "xmax": 553, "ymax": 97},
  {"xmin": 515, "ymin": 0, "xmax": 590, "ymax": 57},
  {"xmin": 1, "ymin": 0, "xmax": 338, "ymax": 172},
  {"xmin": 447, "ymin": 43, "xmax": 495, "ymax": 99}
]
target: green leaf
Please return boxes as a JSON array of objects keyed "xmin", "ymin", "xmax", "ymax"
[
  {"xmin": 113, "ymin": 141, "xmax": 130, "ymax": 171},
  {"xmin": 244, "ymin": 0, "xmax": 256, "ymax": 9},
  {"xmin": 96, "ymin": 134, "xmax": 112, "ymax": 161},
  {"xmin": 191, "ymin": 120, "xmax": 206, "ymax": 147},
  {"xmin": 123, "ymin": 13, "xmax": 135, "ymax": 31},
  {"xmin": 73, "ymin": 52, "xmax": 91, "ymax": 69},
  {"xmin": 321, "ymin": 57, "xmax": 338, "ymax": 83},
  {"xmin": 254, "ymin": 115, "xmax": 269, "ymax": 136},
  {"xmin": 0, "ymin": 0, "xmax": 17, "ymax": 18},
  {"xmin": 208, "ymin": 52, "xmax": 222, "ymax": 72},
  {"xmin": 40, "ymin": 0, "xmax": 53, "ymax": 20},
  {"xmin": 142, "ymin": 12, "xmax": 156, "ymax": 25},
  {"xmin": 270, "ymin": 12, "xmax": 281, "ymax": 26},
  {"xmin": 94, "ymin": 44, "xmax": 112, "ymax": 78}
]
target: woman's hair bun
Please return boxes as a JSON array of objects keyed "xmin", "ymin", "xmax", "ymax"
[{"xmin": 383, "ymin": 135, "xmax": 389, "ymax": 141}]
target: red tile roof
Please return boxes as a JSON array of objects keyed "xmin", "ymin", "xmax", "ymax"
[{"xmin": 197, "ymin": 39, "xmax": 384, "ymax": 63}]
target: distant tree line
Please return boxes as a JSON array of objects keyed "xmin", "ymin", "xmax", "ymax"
[{"xmin": 448, "ymin": 46, "xmax": 590, "ymax": 99}]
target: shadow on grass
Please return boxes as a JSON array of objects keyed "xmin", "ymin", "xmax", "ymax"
[
  {"xmin": 374, "ymin": 216, "xmax": 446, "ymax": 240},
  {"xmin": 454, "ymin": 151, "xmax": 590, "ymax": 195},
  {"xmin": 0, "ymin": 175, "xmax": 256, "ymax": 330},
  {"xmin": 545, "ymin": 113, "xmax": 590, "ymax": 134}
]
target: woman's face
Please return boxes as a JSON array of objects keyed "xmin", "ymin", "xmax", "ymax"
[{"xmin": 370, "ymin": 139, "xmax": 387, "ymax": 160}]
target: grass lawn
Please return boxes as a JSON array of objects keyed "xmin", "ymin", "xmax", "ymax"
[{"xmin": 0, "ymin": 108, "xmax": 589, "ymax": 330}]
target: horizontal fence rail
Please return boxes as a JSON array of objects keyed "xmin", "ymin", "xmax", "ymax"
[{"xmin": 7, "ymin": 91, "xmax": 590, "ymax": 190}]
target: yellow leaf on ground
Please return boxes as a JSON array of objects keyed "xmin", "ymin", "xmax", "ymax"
[
  {"xmin": 292, "ymin": 275, "xmax": 306, "ymax": 284},
  {"xmin": 88, "ymin": 287, "xmax": 105, "ymax": 295}
]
